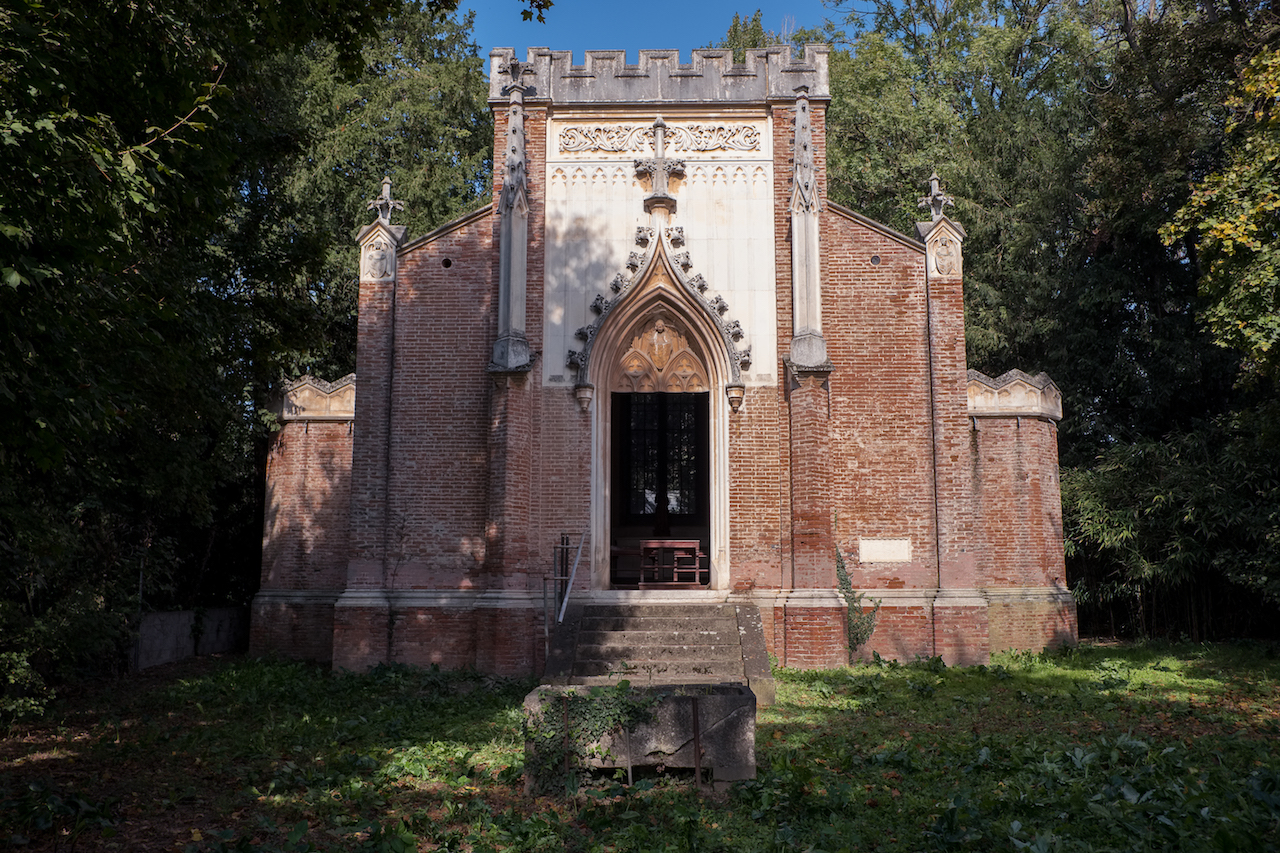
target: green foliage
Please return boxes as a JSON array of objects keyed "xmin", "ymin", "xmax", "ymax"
[
  {"xmin": 1, "ymin": 778, "xmax": 116, "ymax": 848},
  {"xmin": 1064, "ymin": 404, "xmax": 1280, "ymax": 636},
  {"xmin": 1164, "ymin": 46, "xmax": 1280, "ymax": 380},
  {"xmin": 0, "ymin": 651, "xmax": 53, "ymax": 723},
  {"xmin": 523, "ymin": 682, "xmax": 658, "ymax": 795},
  {"xmin": 4, "ymin": 649, "xmax": 1280, "ymax": 851},
  {"xmin": 0, "ymin": 0, "xmax": 490, "ymax": 710},
  {"xmin": 835, "ymin": 546, "xmax": 881, "ymax": 657},
  {"xmin": 713, "ymin": 10, "xmax": 770, "ymax": 62}
]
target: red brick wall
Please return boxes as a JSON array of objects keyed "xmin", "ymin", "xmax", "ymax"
[
  {"xmin": 377, "ymin": 214, "xmax": 496, "ymax": 589},
  {"xmin": 261, "ymin": 421, "xmax": 352, "ymax": 591},
  {"xmin": 729, "ymin": 386, "xmax": 787, "ymax": 591},
  {"xmin": 334, "ymin": 603, "xmax": 543, "ymax": 675},
  {"xmin": 249, "ymin": 598, "xmax": 337, "ymax": 663},
  {"xmin": 974, "ymin": 414, "xmax": 1076, "ymax": 652},
  {"xmin": 855, "ymin": 603, "xmax": 933, "ymax": 662},
  {"xmin": 822, "ymin": 212, "xmax": 938, "ymax": 592},
  {"xmin": 254, "ymin": 420, "xmax": 352, "ymax": 663},
  {"xmin": 774, "ymin": 604, "xmax": 847, "ymax": 668},
  {"xmin": 972, "ymin": 416, "xmax": 1066, "ymax": 588},
  {"xmin": 989, "ymin": 598, "xmax": 1078, "ymax": 652}
]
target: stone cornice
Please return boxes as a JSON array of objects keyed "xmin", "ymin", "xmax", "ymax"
[
  {"xmin": 967, "ymin": 369, "xmax": 1063, "ymax": 421},
  {"xmin": 277, "ymin": 374, "xmax": 356, "ymax": 422},
  {"xmin": 491, "ymin": 46, "xmax": 830, "ymax": 106}
]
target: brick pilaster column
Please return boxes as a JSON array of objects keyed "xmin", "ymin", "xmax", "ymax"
[
  {"xmin": 482, "ymin": 370, "xmax": 534, "ymax": 589},
  {"xmin": 786, "ymin": 366, "xmax": 836, "ymax": 589}
]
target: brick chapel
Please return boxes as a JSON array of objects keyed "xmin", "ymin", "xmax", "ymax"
[{"xmin": 252, "ymin": 46, "xmax": 1077, "ymax": 673}]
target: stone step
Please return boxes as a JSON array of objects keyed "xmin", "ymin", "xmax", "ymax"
[
  {"xmin": 581, "ymin": 604, "xmax": 736, "ymax": 619},
  {"xmin": 578, "ymin": 637, "xmax": 747, "ymax": 655},
  {"xmin": 580, "ymin": 615, "xmax": 738, "ymax": 634},
  {"xmin": 577, "ymin": 626, "xmax": 737, "ymax": 645},
  {"xmin": 572, "ymin": 659, "xmax": 745, "ymax": 679},
  {"xmin": 565, "ymin": 674, "xmax": 743, "ymax": 688}
]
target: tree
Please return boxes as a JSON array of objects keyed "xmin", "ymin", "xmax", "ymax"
[
  {"xmin": 0, "ymin": 0, "xmax": 492, "ymax": 713},
  {"xmin": 716, "ymin": 10, "xmax": 769, "ymax": 62},
  {"xmin": 1164, "ymin": 46, "xmax": 1280, "ymax": 381},
  {"xmin": 273, "ymin": 5, "xmax": 494, "ymax": 378}
]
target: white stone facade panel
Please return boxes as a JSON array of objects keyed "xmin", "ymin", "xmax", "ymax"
[{"xmin": 543, "ymin": 113, "xmax": 777, "ymax": 387}]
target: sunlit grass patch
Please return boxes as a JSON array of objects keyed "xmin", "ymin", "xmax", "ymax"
[{"xmin": 2, "ymin": 643, "xmax": 1278, "ymax": 851}]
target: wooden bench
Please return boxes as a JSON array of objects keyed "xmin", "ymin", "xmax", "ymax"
[{"xmin": 611, "ymin": 539, "xmax": 708, "ymax": 587}]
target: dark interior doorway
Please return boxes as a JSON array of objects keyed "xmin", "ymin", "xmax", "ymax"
[{"xmin": 610, "ymin": 392, "xmax": 710, "ymax": 587}]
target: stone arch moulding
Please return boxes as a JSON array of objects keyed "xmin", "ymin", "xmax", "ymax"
[{"xmin": 569, "ymin": 228, "xmax": 751, "ymax": 592}]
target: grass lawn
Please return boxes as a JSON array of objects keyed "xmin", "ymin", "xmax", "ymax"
[{"xmin": 2, "ymin": 642, "xmax": 1278, "ymax": 852}]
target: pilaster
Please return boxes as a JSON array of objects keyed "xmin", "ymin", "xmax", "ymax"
[
  {"xmin": 492, "ymin": 58, "xmax": 533, "ymax": 371},
  {"xmin": 789, "ymin": 87, "xmax": 828, "ymax": 368},
  {"xmin": 482, "ymin": 369, "xmax": 534, "ymax": 589},
  {"xmin": 347, "ymin": 183, "xmax": 407, "ymax": 591},
  {"xmin": 785, "ymin": 362, "xmax": 836, "ymax": 590}
]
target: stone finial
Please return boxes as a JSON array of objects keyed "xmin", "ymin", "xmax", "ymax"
[
  {"xmin": 918, "ymin": 172, "xmax": 954, "ymax": 222},
  {"xmin": 790, "ymin": 87, "xmax": 817, "ymax": 215},
  {"xmin": 367, "ymin": 176, "xmax": 405, "ymax": 225},
  {"xmin": 500, "ymin": 61, "xmax": 530, "ymax": 212}
]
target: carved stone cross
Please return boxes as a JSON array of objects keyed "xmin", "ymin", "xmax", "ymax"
[
  {"xmin": 635, "ymin": 116, "xmax": 686, "ymax": 214},
  {"xmin": 918, "ymin": 172, "xmax": 954, "ymax": 222},
  {"xmin": 368, "ymin": 176, "xmax": 405, "ymax": 225}
]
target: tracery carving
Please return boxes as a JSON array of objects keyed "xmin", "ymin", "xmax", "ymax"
[
  {"xmin": 790, "ymin": 88, "xmax": 818, "ymax": 215},
  {"xmin": 558, "ymin": 123, "xmax": 762, "ymax": 154},
  {"xmin": 616, "ymin": 317, "xmax": 709, "ymax": 393},
  {"xmin": 568, "ymin": 225, "xmax": 750, "ymax": 401}
]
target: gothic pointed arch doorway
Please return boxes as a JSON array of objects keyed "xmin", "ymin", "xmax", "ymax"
[
  {"xmin": 584, "ymin": 259, "xmax": 735, "ymax": 592},
  {"xmin": 609, "ymin": 315, "xmax": 711, "ymax": 587}
]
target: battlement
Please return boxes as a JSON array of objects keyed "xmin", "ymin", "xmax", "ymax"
[
  {"xmin": 276, "ymin": 374, "xmax": 356, "ymax": 422},
  {"xmin": 489, "ymin": 46, "xmax": 830, "ymax": 106},
  {"xmin": 967, "ymin": 369, "xmax": 1063, "ymax": 421}
]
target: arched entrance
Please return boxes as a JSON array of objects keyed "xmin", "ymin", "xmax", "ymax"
[
  {"xmin": 583, "ymin": 250, "xmax": 736, "ymax": 592},
  {"xmin": 608, "ymin": 316, "xmax": 711, "ymax": 587}
]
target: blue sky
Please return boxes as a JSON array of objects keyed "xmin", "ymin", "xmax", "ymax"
[{"xmin": 458, "ymin": 0, "xmax": 839, "ymax": 63}]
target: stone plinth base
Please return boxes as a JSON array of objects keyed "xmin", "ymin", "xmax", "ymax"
[
  {"xmin": 853, "ymin": 587, "xmax": 1077, "ymax": 665},
  {"xmin": 987, "ymin": 587, "xmax": 1078, "ymax": 653},
  {"xmin": 331, "ymin": 590, "xmax": 542, "ymax": 674},
  {"xmin": 523, "ymin": 684, "xmax": 756, "ymax": 793},
  {"xmin": 250, "ymin": 590, "xmax": 340, "ymax": 663}
]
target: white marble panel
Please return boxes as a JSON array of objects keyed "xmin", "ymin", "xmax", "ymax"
[
  {"xmin": 543, "ymin": 113, "xmax": 778, "ymax": 387},
  {"xmin": 859, "ymin": 538, "xmax": 913, "ymax": 563}
]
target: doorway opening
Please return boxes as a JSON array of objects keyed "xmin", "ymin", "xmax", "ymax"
[{"xmin": 610, "ymin": 391, "xmax": 710, "ymax": 587}]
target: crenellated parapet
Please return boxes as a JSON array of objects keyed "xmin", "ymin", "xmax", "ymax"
[
  {"xmin": 489, "ymin": 46, "xmax": 830, "ymax": 105},
  {"xmin": 967, "ymin": 369, "xmax": 1063, "ymax": 421},
  {"xmin": 277, "ymin": 375, "xmax": 356, "ymax": 422}
]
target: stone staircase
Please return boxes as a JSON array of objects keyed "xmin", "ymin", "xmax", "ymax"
[{"xmin": 544, "ymin": 603, "xmax": 775, "ymax": 705}]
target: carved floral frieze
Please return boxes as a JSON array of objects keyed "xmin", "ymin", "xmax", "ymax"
[{"xmin": 558, "ymin": 123, "xmax": 761, "ymax": 154}]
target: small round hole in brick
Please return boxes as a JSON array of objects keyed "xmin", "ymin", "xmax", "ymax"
[
  {"xmin": 870, "ymin": 255, "xmax": 881, "ymax": 265},
  {"xmin": 442, "ymin": 258, "xmax": 453, "ymax": 269}
]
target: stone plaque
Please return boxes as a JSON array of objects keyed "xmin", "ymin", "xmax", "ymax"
[{"xmin": 859, "ymin": 538, "xmax": 911, "ymax": 563}]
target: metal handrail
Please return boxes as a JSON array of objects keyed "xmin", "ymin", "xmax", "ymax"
[
  {"xmin": 543, "ymin": 532, "xmax": 586, "ymax": 666},
  {"xmin": 558, "ymin": 532, "xmax": 586, "ymax": 624}
]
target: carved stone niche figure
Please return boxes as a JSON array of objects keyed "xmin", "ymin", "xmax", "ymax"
[
  {"xmin": 615, "ymin": 315, "xmax": 710, "ymax": 394},
  {"xmin": 362, "ymin": 237, "xmax": 393, "ymax": 280},
  {"xmin": 931, "ymin": 232, "xmax": 960, "ymax": 277}
]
